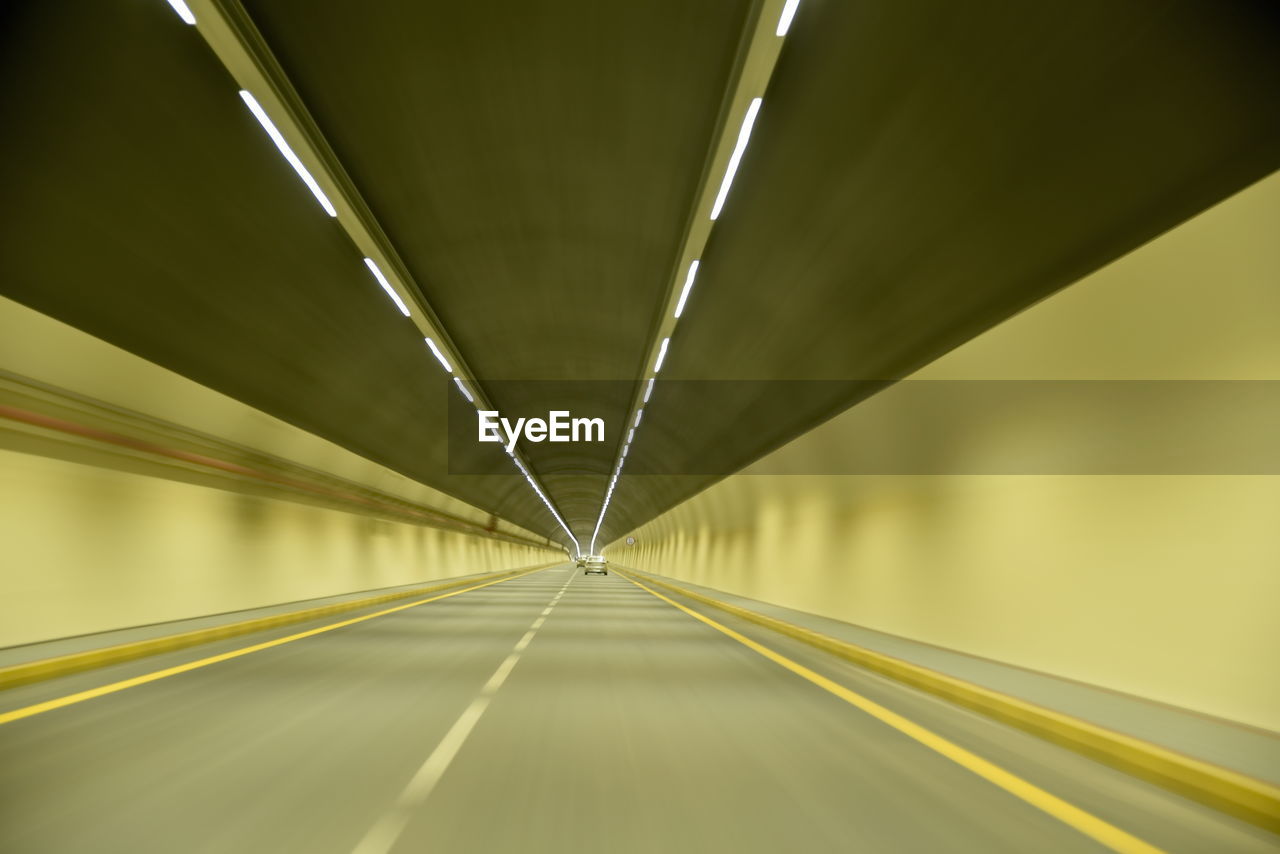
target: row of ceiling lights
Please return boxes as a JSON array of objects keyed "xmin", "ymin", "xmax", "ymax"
[
  {"xmin": 163, "ymin": 0, "xmax": 580, "ymax": 553},
  {"xmin": 587, "ymin": 0, "xmax": 801, "ymax": 554}
]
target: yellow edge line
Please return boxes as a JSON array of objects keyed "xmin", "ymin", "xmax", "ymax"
[
  {"xmin": 617, "ymin": 570, "xmax": 1167, "ymax": 854},
  {"xmin": 0, "ymin": 565, "xmax": 551, "ymax": 727},
  {"xmin": 620, "ymin": 570, "xmax": 1280, "ymax": 835},
  {"xmin": 0, "ymin": 561, "xmax": 563, "ymax": 690}
]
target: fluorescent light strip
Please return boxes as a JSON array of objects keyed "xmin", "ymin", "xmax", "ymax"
[
  {"xmin": 363, "ymin": 258, "xmax": 409, "ymax": 316},
  {"xmin": 591, "ymin": 459, "xmax": 624, "ymax": 551},
  {"xmin": 592, "ymin": 91, "xmax": 768, "ymax": 554},
  {"xmin": 506, "ymin": 449, "xmax": 578, "ymax": 552},
  {"xmin": 238, "ymin": 91, "xmax": 337, "ymax": 218},
  {"xmin": 242, "ymin": 67, "xmax": 579, "ymax": 555},
  {"xmin": 592, "ymin": 384, "xmax": 650, "ymax": 548},
  {"xmin": 776, "ymin": 0, "xmax": 801, "ymax": 36},
  {"xmin": 424, "ymin": 337, "xmax": 453, "ymax": 373},
  {"xmin": 453, "ymin": 377, "xmax": 474, "ymax": 403},
  {"xmin": 673, "ymin": 260, "xmax": 700, "ymax": 319},
  {"xmin": 165, "ymin": 0, "xmax": 196, "ymax": 25},
  {"xmin": 709, "ymin": 98, "xmax": 763, "ymax": 220},
  {"xmin": 244, "ymin": 78, "xmax": 585, "ymax": 561},
  {"xmin": 653, "ymin": 338, "xmax": 670, "ymax": 372}
]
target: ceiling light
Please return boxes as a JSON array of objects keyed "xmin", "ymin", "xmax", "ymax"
[
  {"xmin": 505, "ymin": 450, "xmax": 576, "ymax": 550},
  {"xmin": 165, "ymin": 0, "xmax": 196, "ymax": 25},
  {"xmin": 453, "ymin": 377, "xmax": 474, "ymax": 403},
  {"xmin": 776, "ymin": 0, "xmax": 801, "ymax": 36},
  {"xmin": 709, "ymin": 98, "xmax": 762, "ymax": 220},
  {"xmin": 673, "ymin": 260, "xmax": 700, "ymax": 319},
  {"xmin": 643, "ymin": 377, "xmax": 655, "ymax": 403},
  {"xmin": 424, "ymin": 337, "xmax": 453, "ymax": 373},
  {"xmin": 363, "ymin": 258, "xmax": 409, "ymax": 316},
  {"xmin": 653, "ymin": 338, "xmax": 670, "ymax": 372},
  {"xmin": 634, "ymin": 410, "xmax": 643, "ymax": 427},
  {"xmin": 238, "ymin": 91, "xmax": 337, "ymax": 218}
]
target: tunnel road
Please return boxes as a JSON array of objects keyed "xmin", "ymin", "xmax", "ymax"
[{"xmin": 0, "ymin": 566, "xmax": 1273, "ymax": 853}]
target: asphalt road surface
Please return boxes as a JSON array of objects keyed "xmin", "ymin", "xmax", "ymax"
[{"xmin": 0, "ymin": 566, "xmax": 1274, "ymax": 853}]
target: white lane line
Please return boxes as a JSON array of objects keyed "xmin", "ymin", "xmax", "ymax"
[
  {"xmin": 399, "ymin": 697, "xmax": 489, "ymax": 803},
  {"xmin": 482, "ymin": 653, "xmax": 523, "ymax": 694},
  {"xmin": 351, "ymin": 570, "xmax": 575, "ymax": 854}
]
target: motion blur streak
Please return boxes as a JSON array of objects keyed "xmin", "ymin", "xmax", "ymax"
[{"xmin": 2, "ymin": 0, "xmax": 1279, "ymax": 852}]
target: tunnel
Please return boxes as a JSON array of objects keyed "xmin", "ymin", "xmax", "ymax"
[{"xmin": 1, "ymin": 1, "xmax": 1279, "ymax": 852}]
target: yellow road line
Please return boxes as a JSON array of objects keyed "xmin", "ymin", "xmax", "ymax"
[
  {"xmin": 622, "ymin": 569, "xmax": 1280, "ymax": 834},
  {"xmin": 0, "ymin": 567, "xmax": 548, "ymax": 727},
  {"xmin": 0, "ymin": 563, "xmax": 562, "ymax": 691},
  {"xmin": 618, "ymin": 571, "xmax": 1167, "ymax": 854}
]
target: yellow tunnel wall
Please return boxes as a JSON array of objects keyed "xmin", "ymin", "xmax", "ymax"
[
  {"xmin": 0, "ymin": 299, "xmax": 558, "ymax": 648},
  {"xmin": 617, "ymin": 172, "xmax": 1280, "ymax": 732}
]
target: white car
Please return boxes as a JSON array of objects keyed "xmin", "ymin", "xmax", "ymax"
[{"xmin": 577, "ymin": 555, "xmax": 608, "ymax": 575}]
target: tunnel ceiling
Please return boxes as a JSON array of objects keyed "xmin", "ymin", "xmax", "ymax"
[{"xmin": 2, "ymin": 1, "xmax": 1278, "ymax": 549}]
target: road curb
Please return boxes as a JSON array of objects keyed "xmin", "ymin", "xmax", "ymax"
[
  {"xmin": 619, "ymin": 568, "xmax": 1280, "ymax": 834},
  {"xmin": 0, "ymin": 562, "xmax": 560, "ymax": 692}
]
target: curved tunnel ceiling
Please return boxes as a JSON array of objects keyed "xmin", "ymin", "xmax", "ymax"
[
  {"xmin": 236, "ymin": 0, "xmax": 757, "ymax": 545},
  {"xmin": 2, "ymin": 1, "xmax": 1279, "ymax": 550}
]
